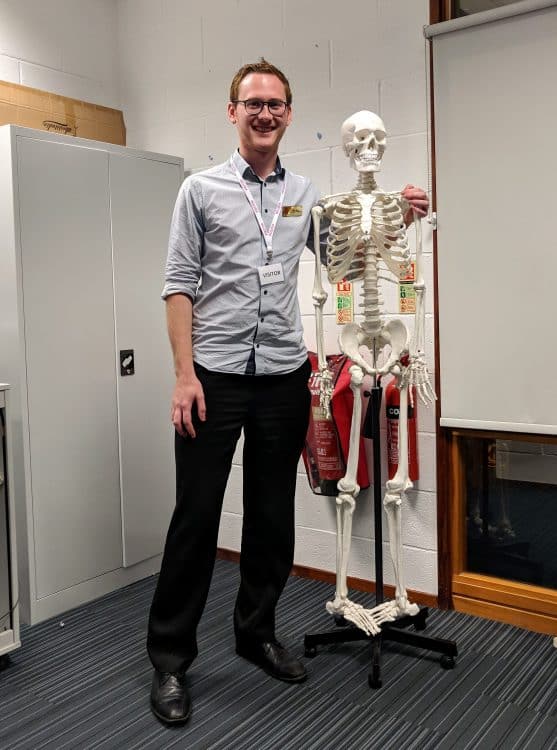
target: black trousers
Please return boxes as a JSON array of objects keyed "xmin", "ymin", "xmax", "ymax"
[{"xmin": 147, "ymin": 358, "xmax": 312, "ymax": 674}]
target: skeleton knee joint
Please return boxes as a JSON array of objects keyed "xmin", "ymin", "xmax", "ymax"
[
  {"xmin": 336, "ymin": 485, "xmax": 358, "ymax": 507},
  {"xmin": 384, "ymin": 480, "xmax": 404, "ymax": 508}
]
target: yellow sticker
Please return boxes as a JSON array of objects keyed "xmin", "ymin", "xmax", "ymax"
[{"xmin": 282, "ymin": 205, "xmax": 303, "ymax": 217}]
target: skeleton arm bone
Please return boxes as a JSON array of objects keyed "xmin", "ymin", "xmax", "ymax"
[
  {"xmin": 311, "ymin": 205, "xmax": 334, "ymax": 417},
  {"xmin": 402, "ymin": 212, "xmax": 436, "ymax": 405}
]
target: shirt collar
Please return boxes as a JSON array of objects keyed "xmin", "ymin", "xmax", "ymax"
[{"xmin": 231, "ymin": 149, "xmax": 285, "ymax": 182}]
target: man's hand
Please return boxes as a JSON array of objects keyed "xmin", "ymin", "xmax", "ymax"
[
  {"xmin": 402, "ymin": 184, "xmax": 429, "ymax": 225},
  {"xmin": 171, "ymin": 375, "xmax": 206, "ymax": 438}
]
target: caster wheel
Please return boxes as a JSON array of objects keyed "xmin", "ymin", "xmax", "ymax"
[
  {"xmin": 440, "ymin": 655, "xmax": 456, "ymax": 670},
  {"xmin": 305, "ymin": 646, "xmax": 317, "ymax": 658},
  {"xmin": 368, "ymin": 673, "xmax": 382, "ymax": 689}
]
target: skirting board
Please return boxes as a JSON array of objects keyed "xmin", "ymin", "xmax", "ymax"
[{"xmin": 216, "ymin": 548, "xmax": 438, "ymax": 609}]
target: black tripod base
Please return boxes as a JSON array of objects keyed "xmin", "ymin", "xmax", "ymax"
[{"xmin": 304, "ymin": 607, "xmax": 457, "ymax": 688}]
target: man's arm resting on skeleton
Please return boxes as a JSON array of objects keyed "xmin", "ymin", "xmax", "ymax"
[{"xmin": 401, "ymin": 184, "xmax": 429, "ymax": 226}]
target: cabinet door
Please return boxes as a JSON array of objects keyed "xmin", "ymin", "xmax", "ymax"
[
  {"xmin": 0, "ymin": 408, "xmax": 11, "ymax": 631},
  {"xmin": 17, "ymin": 136, "xmax": 123, "ymax": 598},
  {"xmin": 109, "ymin": 153, "xmax": 179, "ymax": 566}
]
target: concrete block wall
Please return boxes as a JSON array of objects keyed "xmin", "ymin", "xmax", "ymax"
[
  {"xmin": 116, "ymin": 0, "xmax": 437, "ymax": 595},
  {"xmin": 0, "ymin": 0, "xmax": 120, "ymax": 108}
]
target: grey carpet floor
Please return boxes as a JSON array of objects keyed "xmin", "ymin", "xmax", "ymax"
[{"xmin": 1, "ymin": 559, "xmax": 556, "ymax": 749}]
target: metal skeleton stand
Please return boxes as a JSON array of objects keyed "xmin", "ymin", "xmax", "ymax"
[{"xmin": 304, "ymin": 383, "xmax": 458, "ymax": 688}]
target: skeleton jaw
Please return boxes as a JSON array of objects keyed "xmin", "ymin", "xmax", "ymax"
[{"xmin": 353, "ymin": 150, "xmax": 382, "ymax": 173}]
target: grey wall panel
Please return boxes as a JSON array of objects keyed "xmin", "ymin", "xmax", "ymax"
[
  {"xmin": 17, "ymin": 137, "xmax": 123, "ymax": 597},
  {"xmin": 433, "ymin": 5, "xmax": 557, "ymax": 432},
  {"xmin": 109, "ymin": 153, "xmax": 179, "ymax": 566}
]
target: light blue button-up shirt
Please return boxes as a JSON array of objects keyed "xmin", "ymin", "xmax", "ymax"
[{"xmin": 163, "ymin": 150, "xmax": 322, "ymax": 375}]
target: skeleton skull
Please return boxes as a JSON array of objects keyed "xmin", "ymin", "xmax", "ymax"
[{"xmin": 341, "ymin": 111, "xmax": 386, "ymax": 173}]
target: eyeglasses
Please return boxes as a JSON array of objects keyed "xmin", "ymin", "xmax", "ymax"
[{"xmin": 233, "ymin": 99, "xmax": 288, "ymax": 116}]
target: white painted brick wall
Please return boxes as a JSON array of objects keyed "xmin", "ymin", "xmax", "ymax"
[
  {"xmin": 0, "ymin": 0, "xmax": 120, "ymax": 108},
  {"xmin": 124, "ymin": 0, "xmax": 439, "ymax": 595}
]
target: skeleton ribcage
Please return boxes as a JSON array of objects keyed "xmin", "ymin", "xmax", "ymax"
[{"xmin": 326, "ymin": 192, "xmax": 409, "ymax": 284}]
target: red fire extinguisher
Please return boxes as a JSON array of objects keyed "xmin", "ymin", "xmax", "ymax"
[{"xmin": 386, "ymin": 378, "xmax": 419, "ymax": 480}]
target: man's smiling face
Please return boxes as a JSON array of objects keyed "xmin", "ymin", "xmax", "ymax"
[{"xmin": 228, "ymin": 73, "xmax": 292, "ymax": 160}]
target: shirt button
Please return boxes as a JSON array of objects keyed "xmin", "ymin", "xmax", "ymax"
[
  {"xmin": 260, "ymin": 318, "xmax": 264, "ymax": 322},
  {"xmin": 263, "ymin": 290, "xmax": 268, "ymax": 295},
  {"xmin": 263, "ymin": 182, "xmax": 267, "ymax": 187},
  {"xmin": 256, "ymin": 344, "xmax": 260, "ymax": 348},
  {"xmin": 264, "ymin": 209, "xmax": 268, "ymax": 213}
]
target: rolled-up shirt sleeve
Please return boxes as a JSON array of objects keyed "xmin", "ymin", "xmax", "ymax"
[{"xmin": 161, "ymin": 176, "xmax": 204, "ymax": 301}]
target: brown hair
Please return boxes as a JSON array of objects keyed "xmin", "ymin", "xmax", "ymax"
[{"xmin": 229, "ymin": 59, "xmax": 292, "ymax": 105}]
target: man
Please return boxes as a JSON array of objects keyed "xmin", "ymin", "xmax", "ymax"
[{"xmin": 147, "ymin": 59, "xmax": 428, "ymax": 725}]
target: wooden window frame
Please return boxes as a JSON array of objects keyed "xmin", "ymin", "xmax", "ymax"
[
  {"xmin": 430, "ymin": 0, "xmax": 453, "ymax": 23},
  {"xmin": 442, "ymin": 428, "xmax": 557, "ymax": 634}
]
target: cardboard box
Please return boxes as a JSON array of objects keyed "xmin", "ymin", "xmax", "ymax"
[{"xmin": 0, "ymin": 80, "xmax": 126, "ymax": 146}]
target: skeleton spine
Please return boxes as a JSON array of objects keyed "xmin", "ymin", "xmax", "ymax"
[{"xmin": 360, "ymin": 242, "xmax": 383, "ymax": 338}]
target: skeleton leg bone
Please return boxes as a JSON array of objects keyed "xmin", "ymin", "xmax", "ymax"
[
  {"xmin": 383, "ymin": 377, "xmax": 419, "ymax": 616},
  {"xmin": 326, "ymin": 364, "xmax": 397, "ymax": 634}
]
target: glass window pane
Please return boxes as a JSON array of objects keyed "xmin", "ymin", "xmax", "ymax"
[
  {"xmin": 463, "ymin": 436, "xmax": 557, "ymax": 589},
  {"xmin": 454, "ymin": 0, "xmax": 520, "ymax": 17}
]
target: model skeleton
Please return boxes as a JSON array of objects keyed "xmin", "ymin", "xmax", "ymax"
[{"xmin": 312, "ymin": 111, "xmax": 435, "ymax": 635}]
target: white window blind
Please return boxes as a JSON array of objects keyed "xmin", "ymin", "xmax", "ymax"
[{"xmin": 426, "ymin": 1, "xmax": 557, "ymax": 433}]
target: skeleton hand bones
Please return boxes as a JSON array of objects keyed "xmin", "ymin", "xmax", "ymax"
[{"xmin": 401, "ymin": 349, "xmax": 436, "ymax": 406}]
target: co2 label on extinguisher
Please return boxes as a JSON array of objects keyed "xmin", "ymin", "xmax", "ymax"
[{"xmin": 386, "ymin": 384, "xmax": 419, "ymax": 481}]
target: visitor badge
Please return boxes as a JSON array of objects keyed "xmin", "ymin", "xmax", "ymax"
[{"xmin": 258, "ymin": 262, "xmax": 284, "ymax": 286}]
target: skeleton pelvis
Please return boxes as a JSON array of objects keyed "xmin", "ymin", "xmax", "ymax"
[{"xmin": 338, "ymin": 319, "xmax": 409, "ymax": 375}]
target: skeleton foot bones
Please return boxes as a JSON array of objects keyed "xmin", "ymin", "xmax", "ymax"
[
  {"xmin": 312, "ymin": 111, "xmax": 433, "ymax": 635},
  {"xmin": 326, "ymin": 598, "xmax": 398, "ymax": 636}
]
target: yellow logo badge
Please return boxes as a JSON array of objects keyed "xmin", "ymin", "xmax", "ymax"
[{"xmin": 282, "ymin": 205, "xmax": 303, "ymax": 217}]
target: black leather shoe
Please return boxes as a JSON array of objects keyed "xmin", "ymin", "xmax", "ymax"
[
  {"xmin": 150, "ymin": 670, "xmax": 191, "ymax": 725},
  {"xmin": 236, "ymin": 640, "xmax": 307, "ymax": 683}
]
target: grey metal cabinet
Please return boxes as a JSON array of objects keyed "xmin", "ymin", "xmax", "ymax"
[
  {"xmin": 0, "ymin": 385, "xmax": 20, "ymax": 659},
  {"xmin": 0, "ymin": 126, "xmax": 183, "ymax": 624}
]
